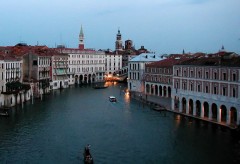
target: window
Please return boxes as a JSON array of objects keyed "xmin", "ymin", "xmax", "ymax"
[
  {"xmin": 205, "ymin": 86, "xmax": 209, "ymax": 93},
  {"xmin": 184, "ymin": 70, "xmax": 187, "ymax": 77},
  {"xmin": 33, "ymin": 60, "xmax": 38, "ymax": 65},
  {"xmin": 223, "ymin": 73, "xmax": 227, "ymax": 80},
  {"xmin": 233, "ymin": 88, "xmax": 236, "ymax": 97},
  {"xmin": 214, "ymin": 86, "xmax": 217, "ymax": 94},
  {"xmin": 197, "ymin": 84, "xmax": 201, "ymax": 92},
  {"xmin": 190, "ymin": 70, "xmax": 194, "ymax": 77},
  {"xmin": 183, "ymin": 83, "xmax": 186, "ymax": 90},
  {"xmin": 176, "ymin": 70, "xmax": 179, "ymax": 76},
  {"xmin": 214, "ymin": 72, "xmax": 217, "ymax": 79},
  {"xmin": 233, "ymin": 73, "xmax": 236, "ymax": 81},
  {"xmin": 190, "ymin": 83, "xmax": 193, "ymax": 91},
  {"xmin": 176, "ymin": 82, "xmax": 179, "ymax": 89},
  {"xmin": 223, "ymin": 87, "xmax": 226, "ymax": 96},
  {"xmin": 198, "ymin": 71, "xmax": 201, "ymax": 78},
  {"xmin": 206, "ymin": 72, "xmax": 209, "ymax": 79}
]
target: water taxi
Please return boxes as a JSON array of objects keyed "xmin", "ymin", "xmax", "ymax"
[{"xmin": 109, "ymin": 96, "xmax": 117, "ymax": 102}]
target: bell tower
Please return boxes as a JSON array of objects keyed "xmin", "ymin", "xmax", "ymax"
[
  {"xmin": 115, "ymin": 29, "xmax": 123, "ymax": 51},
  {"xmin": 79, "ymin": 25, "xmax": 84, "ymax": 50}
]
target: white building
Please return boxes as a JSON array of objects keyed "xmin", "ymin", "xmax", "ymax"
[
  {"xmin": 55, "ymin": 26, "xmax": 105, "ymax": 85},
  {"xmin": 105, "ymin": 50, "xmax": 122, "ymax": 76},
  {"xmin": 128, "ymin": 53, "xmax": 164, "ymax": 93},
  {"xmin": 60, "ymin": 48, "xmax": 105, "ymax": 85},
  {"xmin": 51, "ymin": 52, "xmax": 69, "ymax": 90},
  {"xmin": 0, "ymin": 55, "xmax": 31, "ymax": 107}
]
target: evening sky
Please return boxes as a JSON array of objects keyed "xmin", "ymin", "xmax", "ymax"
[{"xmin": 0, "ymin": 0, "xmax": 239, "ymax": 54}]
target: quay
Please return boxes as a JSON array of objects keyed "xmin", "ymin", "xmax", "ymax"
[{"xmin": 130, "ymin": 91, "xmax": 239, "ymax": 130}]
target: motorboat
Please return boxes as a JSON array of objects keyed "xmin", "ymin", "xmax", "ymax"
[
  {"xmin": 83, "ymin": 146, "xmax": 93, "ymax": 164},
  {"xmin": 109, "ymin": 96, "xmax": 117, "ymax": 102},
  {"xmin": 151, "ymin": 105, "xmax": 166, "ymax": 112}
]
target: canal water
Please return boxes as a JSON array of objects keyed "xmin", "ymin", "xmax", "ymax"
[{"xmin": 0, "ymin": 83, "xmax": 240, "ymax": 164}]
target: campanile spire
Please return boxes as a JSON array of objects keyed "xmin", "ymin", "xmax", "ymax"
[{"xmin": 79, "ymin": 25, "xmax": 84, "ymax": 50}]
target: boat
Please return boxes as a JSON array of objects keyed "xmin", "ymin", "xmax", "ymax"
[
  {"xmin": 151, "ymin": 105, "xmax": 166, "ymax": 112},
  {"xmin": 109, "ymin": 96, "xmax": 117, "ymax": 102},
  {"xmin": 83, "ymin": 146, "xmax": 93, "ymax": 164},
  {"xmin": 93, "ymin": 85, "xmax": 108, "ymax": 89},
  {"xmin": 0, "ymin": 111, "xmax": 9, "ymax": 117}
]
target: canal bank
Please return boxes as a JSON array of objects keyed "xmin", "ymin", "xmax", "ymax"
[{"xmin": 129, "ymin": 91, "xmax": 239, "ymax": 130}]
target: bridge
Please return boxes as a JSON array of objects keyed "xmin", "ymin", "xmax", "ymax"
[{"xmin": 105, "ymin": 66, "xmax": 128, "ymax": 82}]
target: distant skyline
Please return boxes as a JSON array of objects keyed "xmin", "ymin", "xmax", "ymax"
[{"xmin": 0, "ymin": 0, "xmax": 240, "ymax": 54}]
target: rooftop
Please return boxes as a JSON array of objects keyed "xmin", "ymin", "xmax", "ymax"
[{"xmin": 130, "ymin": 53, "xmax": 165, "ymax": 62}]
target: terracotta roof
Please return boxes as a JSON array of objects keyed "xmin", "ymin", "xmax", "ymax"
[
  {"xmin": 178, "ymin": 56, "xmax": 240, "ymax": 67},
  {"xmin": 146, "ymin": 57, "xmax": 191, "ymax": 68}
]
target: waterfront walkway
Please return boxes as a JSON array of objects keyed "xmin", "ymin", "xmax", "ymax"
[{"xmin": 130, "ymin": 91, "xmax": 238, "ymax": 130}]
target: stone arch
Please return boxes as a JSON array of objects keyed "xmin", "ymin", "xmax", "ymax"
[
  {"xmin": 154, "ymin": 85, "xmax": 158, "ymax": 96},
  {"xmin": 168, "ymin": 86, "xmax": 171, "ymax": 98},
  {"xmin": 212, "ymin": 103, "xmax": 218, "ymax": 121},
  {"xmin": 196, "ymin": 100, "xmax": 201, "ymax": 117},
  {"xmin": 230, "ymin": 107, "xmax": 237, "ymax": 125},
  {"xmin": 75, "ymin": 75, "xmax": 79, "ymax": 84},
  {"xmin": 159, "ymin": 85, "xmax": 162, "ymax": 96},
  {"xmin": 220, "ymin": 105, "xmax": 227, "ymax": 123},
  {"xmin": 151, "ymin": 84, "xmax": 154, "ymax": 95},
  {"xmin": 189, "ymin": 99, "xmax": 194, "ymax": 115},
  {"xmin": 182, "ymin": 97, "xmax": 187, "ymax": 113},
  {"xmin": 163, "ymin": 86, "xmax": 167, "ymax": 97},
  {"xmin": 174, "ymin": 96, "xmax": 180, "ymax": 110},
  {"xmin": 203, "ymin": 102, "xmax": 209, "ymax": 118},
  {"xmin": 92, "ymin": 74, "xmax": 96, "ymax": 82},
  {"xmin": 79, "ymin": 75, "xmax": 83, "ymax": 84},
  {"xmin": 84, "ymin": 74, "xmax": 88, "ymax": 84},
  {"xmin": 146, "ymin": 84, "xmax": 150, "ymax": 94},
  {"xmin": 88, "ymin": 74, "xmax": 92, "ymax": 83}
]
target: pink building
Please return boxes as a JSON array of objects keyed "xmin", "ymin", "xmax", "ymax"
[{"xmin": 144, "ymin": 57, "xmax": 190, "ymax": 98}]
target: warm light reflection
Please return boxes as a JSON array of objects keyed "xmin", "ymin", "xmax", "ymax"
[
  {"xmin": 175, "ymin": 114, "xmax": 181, "ymax": 127},
  {"xmin": 124, "ymin": 89, "xmax": 130, "ymax": 102}
]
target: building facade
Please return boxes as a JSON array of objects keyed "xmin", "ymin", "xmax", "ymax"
[
  {"xmin": 61, "ymin": 49, "xmax": 105, "ymax": 85},
  {"xmin": 144, "ymin": 57, "xmax": 189, "ymax": 99},
  {"xmin": 51, "ymin": 52, "xmax": 69, "ymax": 90},
  {"xmin": 172, "ymin": 56, "xmax": 240, "ymax": 127},
  {"xmin": 128, "ymin": 53, "xmax": 164, "ymax": 93},
  {"xmin": 0, "ymin": 54, "xmax": 31, "ymax": 107}
]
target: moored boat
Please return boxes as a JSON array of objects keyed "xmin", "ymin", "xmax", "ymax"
[
  {"xmin": 0, "ymin": 111, "xmax": 9, "ymax": 117},
  {"xmin": 151, "ymin": 105, "xmax": 166, "ymax": 112},
  {"xmin": 93, "ymin": 85, "xmax": 108, "ymax": 89}
]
